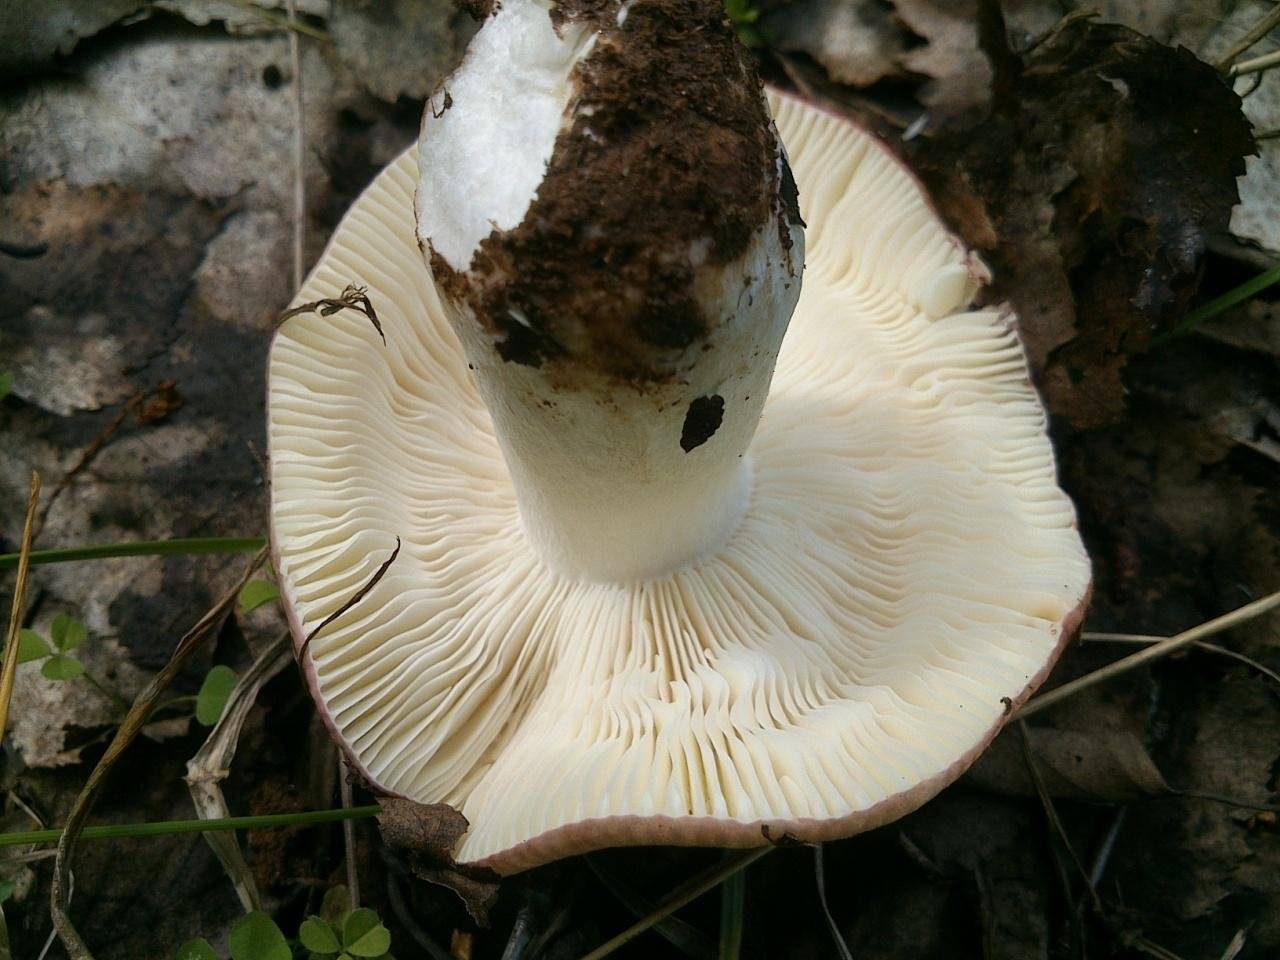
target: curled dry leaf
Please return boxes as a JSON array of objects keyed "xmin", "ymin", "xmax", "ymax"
[{"xmin": 375, "ymin": 798, "xmax": 500, "ymax": 926}]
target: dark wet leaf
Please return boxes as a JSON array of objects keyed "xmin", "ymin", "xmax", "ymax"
[
  {"xmin": 329, "ymin": 0, "xmax": 475, "ymax": 103},
  {"xmin": 968, "ymin": 724, "xmax": 1170, "ymax": 802},
  {"xmin": 0, "ymin": 0, "xmax": 144, "ymax": 78},
  {"xmin": 898, "ymin": 20, "xmax": 1254, "ymax": 427}
]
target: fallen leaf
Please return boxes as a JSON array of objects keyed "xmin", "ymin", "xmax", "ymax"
[
  {"xmin": 376, "ymin": 798, "xmax": 501, "ymax": 926},
  {"xmin": 0, "ymin": 0, "xmax": 144, "ymax": 78},
  {"xmin": 899, "ymin": 20, "xmax": 1254, "ymax": 427},
  {"xmin": 967, "ymin": 724, "xmax": 1170, "ymax": 802},
  {"xmin": 329, "ymin": 0, "xmax": 476, "ymax": 103}
]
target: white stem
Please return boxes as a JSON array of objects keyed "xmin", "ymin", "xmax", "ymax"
[{"xmin": 444, "ymin": 230, "xmax": 797, "ymax": 582}]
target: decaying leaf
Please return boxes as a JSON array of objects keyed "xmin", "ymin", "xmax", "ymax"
[
  {"xmin": 899, "ymin": 20, "xmax": 1254, "ymax": 427},
  {"xmin": 1201, "ymin": 0, "xmax": 1280, "ymax": 256},
  {"xmin": 376, "ymin": 797, "xmax": 501, "ymax": 926},
  {"xmin": 0, "ymin": 0, "xmax": 144, "ymax": 77},
  {"xmin": 329, "ymin": 0, "xmax": 476, "ymax": 103},
  {"xmin": 967, "ymin": 725, "xmax": 1170, "ymax": 802}
]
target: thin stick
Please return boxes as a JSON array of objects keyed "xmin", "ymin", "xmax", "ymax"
[
  {"xmin": 0, "ymin": 473, "xmax": 41, "ymax": 740},
  {"xmin": 1018, "ymin": 590, "xmax": 1280, "ymax": 719},
  {"xmin": 1231, "ymin": 47, "xmax": 1280, "ymax": 78},
  {"xmin": 0, "ymin": 537, "xmax": 264, "ymax": 570},
  {"xmin": 578, "ymin": 848, "xmax": 771, "ymax": 960},
  {"xmin": 287, "ymin": 0, "xmax": 305, "ymax": 292},
  {"xmin": 813, "ymin": 845, "xmax": 854, "ymax": 960},
  {"xmin": 1018, "ymin": 721, "xmax": 1101, "ymax": 913},
  {"xmin": 51, "ymin": 547, "xmax": 268, "ymax": 959},
  {"xmin": 1216, "ymin": 6, "xmax": 1280, "ymax": 70},
  {"xmin": 340, "ymin": 753, "xmax": 360, "ymax": 909},
  {"xmin": 186, "ymin": 634, "xmax": 293, "ymax": 911},
  {"xmin": 226, "ymin": 0, "xmax": 331, "ymax": 41},
  {"xmin": 1083, "ymin": 633, "xmax": 1280, "ymax": 688},
  {"xmin": 299, "ymin": 537, "xmax": 400, "ymax": 661},
  {"xmin": 1, "ymin": 806, "xmax": 380, "ymax": 848}
]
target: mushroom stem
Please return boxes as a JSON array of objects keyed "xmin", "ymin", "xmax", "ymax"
[
  {"xmin": 417, "ymin": 0, "xmax": 803, "ymax": 581},
  {"xmin": 449, "ymin": 255, "xmax": 785, "ymax": 582}
]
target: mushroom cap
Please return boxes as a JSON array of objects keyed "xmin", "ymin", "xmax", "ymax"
[{"xmin": 268, "ymin": 90, "xmax": 1092, "ymax": 874}]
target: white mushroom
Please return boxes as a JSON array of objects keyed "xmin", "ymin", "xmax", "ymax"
[{"xmin": 268, "ymin": 0, "xmax": 1091, "ymax": 875}]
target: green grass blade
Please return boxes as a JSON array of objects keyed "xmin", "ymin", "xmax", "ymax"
[
  {"xmin": 718, "ymin": 861, "xmax": 747, "ymax": 960},
  {"xmin": 0, "ymin": 805, "xmax": 380, "ymax": 848},
  {"xmin": 0, "ymin": 537, "xmax": 266, "ymax": 570},
  {"xmin": 1164, "ymin": 262, "xmax": 1280, "ymax": 340}
]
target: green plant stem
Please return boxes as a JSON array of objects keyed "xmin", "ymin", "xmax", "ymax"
[
  {"xmin": 81, "ymin": 670, "xmax": 129, "ymax": 713},
  {"xmin": 1164, "ymin": 263, "xmax": 1280, "ymax": 340},
  {"xmin": 153, "ymin": 695, "xmax": 197, "ymax": 715},
  {"xmin": 0, "ymin": 806, "xmax": 380, "ymax": 848},
  {"xmin": 0, "ymin": 537, "xmax": 266, "ymax": 570},
  {"xmin": 718, "ymin": 862, "xmax": 747, "ymax": 960}
]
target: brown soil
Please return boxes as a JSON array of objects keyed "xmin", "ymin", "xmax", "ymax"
[{"xmin": 434, "ymin": 0, "xmax": 788, "ymax": 382}]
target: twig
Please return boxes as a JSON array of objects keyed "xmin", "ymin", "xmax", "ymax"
[
  {"xmin": 33, "ymin": 382, "xmax": 180, "ymax": 540},
  {"xmin": 1172, "ymin": 789, "xmax": 1279, "ymax": 813},
  {"xmin": 385, "ymin": 871, "xmax": 454, "ymax": 960},
  {"xmin": 286, "ymin": 0, "xmax": 305, "ymax": 291},
  {"xmin": 51, "ymin": 547, "xmax": 267, "ymax": 959},
  {"xmin": 1026, "ymin": 7, "xmax": 1099, "ymax": 53},
  {"xmin": 298, "ymin": 537, "xmax": 400, "ymax": 661},
  {"xmin": 340, "ymin": 753, "xmax": 360, "ymax": 909},
  {"xmin": 185, "ymin": 633, "xmax": 292, "ymax": 911},
  {"xmin": 1088, "ymin": 807, "xmax": 1126, "ymax": 891},
  {"xmin": 226, "ymin": 0, "xmax": 331, "ymax": 42},
  {"xmin": 278, "ymin": 284, "xmax": 386, "ymax": 345},
  {"xmin": 1017, "ymin": 721, "xmax": 1100, "ymax": 912},
  {"xmin": 1219, "ymin": 929, "xmax": 1247, "ymax": 960},
  {"xmin": 1018, "ymin": 590, "xmax": 1280, "ymax": 718},
  {"xmin": 1083, "ymin": 632, "xmax": 1280, "ymax": 688},
  {"xmin": 1216, "ymin": 6, "xmax": 1280, "ymax": 70},
  {"xmin": 578, "ymin": 848, "xmax": 772, "ymax": 960},
  {"xmin": 0, "ymin": 473, "xmax": 41, "ymax": 740},
  {"xmin": 586, "ymin": 856, "xmax": 716, "ymax": 960},
  {"xmin": 1230, "ymin": 47, "xmax": 1280, "ymax": 78},
  {"xmin": 813, "ymin": 845, "xmax": 854, "ymax": 960}
]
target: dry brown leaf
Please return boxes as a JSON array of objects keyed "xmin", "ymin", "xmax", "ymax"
[{"xmin": 376, "ymin": 797, "xmax": 501, "ymax": 926}]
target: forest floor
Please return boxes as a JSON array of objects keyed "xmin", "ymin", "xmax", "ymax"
[{"xmin": 1, "ymin": 1, "xmax": 1279, "ymax": 958}]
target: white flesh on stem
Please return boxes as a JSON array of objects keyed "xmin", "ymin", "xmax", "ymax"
[{"xmin": 268, "ymin": 92, "xmax": 1092, "ymax": 872}]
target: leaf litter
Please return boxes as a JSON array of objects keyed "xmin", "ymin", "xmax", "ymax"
[{"xmin": 1, "ymin": 1, "xmax": 1278, "ymax": 958}]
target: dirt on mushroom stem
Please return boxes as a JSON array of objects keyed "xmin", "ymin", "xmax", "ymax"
[{"xmin": 431, "ymin": 0, "xmax": 793, "ymax": 385}]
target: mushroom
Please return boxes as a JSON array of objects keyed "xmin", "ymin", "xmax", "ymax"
[{"xmin": 268, "ymin": 0, "xmax": 1091, "ymax": 875}]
